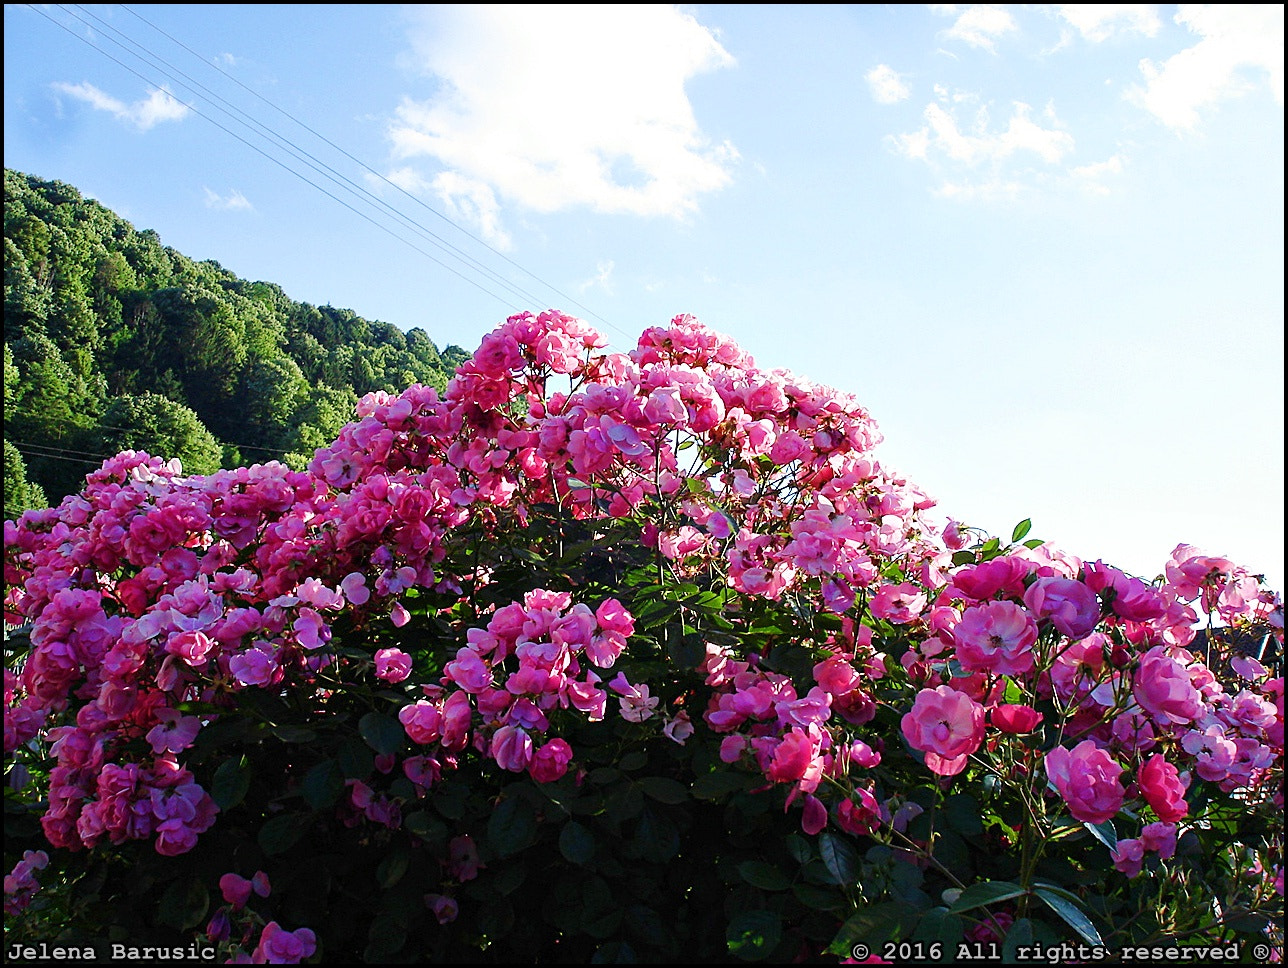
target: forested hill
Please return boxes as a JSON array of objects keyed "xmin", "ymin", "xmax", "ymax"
[{"xmin": 3, "ymin": 168, "xmax": 470, "ymax": 517}]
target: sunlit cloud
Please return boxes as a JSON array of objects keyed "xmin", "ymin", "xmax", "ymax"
[
  {"xmin": 578, "ymin": 260, "xmax": 615, "ymax": 295},
  {"xmin": 51, "ymin": 82, "xmax": 189, "ymax": 130},
  {"xmin": 866, "ymin": 64, "xmax": 911, "ymax": 104},
  {"xmin": 892, "ymin": 97, "xmax": 1074, "ymax": 167},
  {"xmin": 936, "ymin": 5, "xmax": 1017, "ymax": 54},
  {"xmin": 202, "ymin": 187, "xmax": 253, "ymax": 211},
  {"xmin": 1056, "ymin": 5, "xmax": 1160, "ymax": 43},
  {"xmin": 1070, "ymin": 154, "xmax": 1125, "ymax": 195},
  {"xmin": 387, "ymin": 5, "xmax": 739, "ymax": 242},
  {"xmin": 1130, "ymin": 5, "xmax": 1284, "ymax": 130}
]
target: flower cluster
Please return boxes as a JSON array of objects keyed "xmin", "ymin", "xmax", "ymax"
[{"xmin": 3, "ymin": 310, "xmax": 1282, "ymax": 958}]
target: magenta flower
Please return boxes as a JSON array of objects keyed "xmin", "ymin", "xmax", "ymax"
[
  {"xmin": 1023, "ymin": 576, "xmax": 1099, "ymax": 640},
  {"xmin": 374, "ymin": 647, "xmax": 413, "ymax": 683},
  {"xmin": 1137, "ymin": 754, "xmax": 1189, "ymax": 823},
  {"xmin": 1044, "ymin": 741, "xmax": 1125, "ymax": 824},
  {"xmin": 901, "ymin": 686, "xmax": 985, "ymax": 776},
  {"xmin": 990, "ymin": 703, "xmax": 1043, "ymax": 734},
  {"xmin": 253, "ymin": 922, "xmax": 316, "ymax": 964},
  {"xmin": 1133, "ymin": 646, "xmax": 1202, "ymax": 726},
  {"xmin": 953, "ymin": 601, "xmax": 1038, "ymax": 677}
]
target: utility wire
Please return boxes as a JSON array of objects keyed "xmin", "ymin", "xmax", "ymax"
[
  {"xmin": 36, "ymin": 3, "xmax": 636, "ymax": 348},
  {"xmin": 30, "ymin": 4, "xmax": 530, "ymax": 315},
  {"xmin": 117, "ymin": 3, "xmax": 635, "ymax": 344},
  {"xmin": 65, "ymin": 3, "xmax": 562, "ymax": 317}
]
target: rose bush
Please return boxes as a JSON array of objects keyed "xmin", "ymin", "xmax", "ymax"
[{"xmin": 4, "ymin": 310, "xmax": 1283, "ymax": 963}]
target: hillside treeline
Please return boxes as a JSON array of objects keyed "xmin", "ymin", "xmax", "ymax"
[{"xmin": 3, "ymin": 169, "xmax": 468, "ymax": 516}]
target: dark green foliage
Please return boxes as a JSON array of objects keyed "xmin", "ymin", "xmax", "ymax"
[{"xmin": 3, "ymin": 168, "xmax": 465, "ymax": 511}]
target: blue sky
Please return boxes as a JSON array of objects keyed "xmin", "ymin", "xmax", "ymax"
[{"xmin": 4, "ymin": 4, "xmax": 1284, "ymax": 594}]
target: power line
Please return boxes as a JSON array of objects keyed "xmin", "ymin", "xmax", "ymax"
[
  {"xmin": 30, "ymin": 4, "xmax": 529, "ymax": 315},
  {"xmin": 63, "ymin": 2, "xmax": 563, "ymax": 316},
  {"xmin": 116, "ymin": 3, "xmax": 636, "ymax": 344},
  {"xmin": 34, "ymin": 3, "xmax": 636, "ymax": 348}
]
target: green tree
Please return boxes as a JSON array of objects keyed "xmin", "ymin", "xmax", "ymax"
[{"xmin": 88, "ymin": 392, "xmax": 222, "ymax": 476}]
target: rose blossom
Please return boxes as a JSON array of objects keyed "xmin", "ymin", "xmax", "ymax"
[
  {"xmin": 1023, "ymin": 577, "xmax": 1099, "ymax": 641},
  {"xmin": 953, "ymin": 601, "xmax": 1038, "ymax": 677},
  {"xmin": 901, "ymin": 685, "xmax": 985, "ymax": 776},
  {"xmin": 1137, "ymin": 754, "xmax": 1189, "ymax": 823},
  {"xmin": 1044, "ymin": 741, "xmax": 1125, "ymax": 824},
  {"xmin": 990, "ymin": 704, "xmax": 1043, "ymax": 734}
]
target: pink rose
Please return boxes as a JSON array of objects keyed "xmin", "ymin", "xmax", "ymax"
[
  {"xmin": 490, "ymin": 725, "xmax": 533, "ymax": 772},
  {"xmin": 1045, "ymin": 741, "xmax": 1125, "ymax": 824},
  {"xmin": 953, "ymin": 601, "xmax": 1038, "ymax": 677},
  {"xmin": 1111, "ymin": 838, "xmax": 1145, "ymax": 877},
  {"xmin": 1137, "ymin": 754, "xmax": 1189, "ymax": 823},
  {"xmin": 529, "ymin": 738, "xmax": 574, "ymax": 783},
  {"xmin": 399, "ymin": 701, "xmax": 443, "ymax": 746},
  {"xmin": 901, "ymin": 686, "xmax": 985, "ymax": 776},
  {"xmin": 990, "ymin": 703, "xmax": 1043, "ymax": 734},
  {"xmin": 1023, "ymin": 577, "xmax": 1099, "ymax": 640},
  {"xmin": 252, "ymin": 922, "xmax": 316, "ymax": 964},
  {"xmin": 1133, "ymin": 647, "xmax": 1202, "ymax": 726},
  {"xmin": 375, "ymin": 647, "xmax": 413, "ymax": 683}
]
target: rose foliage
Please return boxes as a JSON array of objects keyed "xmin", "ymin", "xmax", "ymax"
[{"xmin": 4, "ymin": 311, "xmax": 1284, "ymax": 963}]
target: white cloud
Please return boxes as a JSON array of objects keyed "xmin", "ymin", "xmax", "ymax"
[
  {"xmin": 202, "ymin": 187, "xmax": 253, "ymax": 211},
  {"xmin": 1131, "ymin": 5, "xmax": 1284, "ymax": 129},
  {"xmin": 1070, "ymin": 154, "xmax": 1126, "ymax": 194},
  {"xmin": 388, "ymin": 5, "xmax": 738, "ymax": 242},
  {"xmin": 892, "ymin": 99, "xmax": 1074, "ymax": 166},
  {"xmin": 52, "ymin": 82, "xmax": 189, "ymax": 130},
  {"xmin": 866, "ymin": 64, "xmax": 911, "ymax": 104},
  {"xmin": 578, "ymin": 260, "xmax": 615, "ymax": 295},
  {"xmin": 938, "ymin": 5, "xmax": 1017, "ymax": 54},
  {"xmin": 431, "ymin": 171, "xmax": 511, "ymax": 250},
  {"xmin": 1057, "ymin": 5, "xmax": 1161, "ymax": 43}
]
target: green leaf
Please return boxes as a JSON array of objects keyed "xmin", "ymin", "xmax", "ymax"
[
  {"xmin": 638, "ymin": 776, "xmax": 689, "ymax": 804},
  {"xmin": 404, "ymin": 810, "xmax": 447, "ymax": 846},
  {"xmin": 947, "ymin": 880, "xmax": 1028, "ymax": 914},
  {"xmin": 488, "ymin": 795, "xmax": 537, "ymax": 857},
  {"xmin": 1034, "ymin": 887, "xmax": 1103, "ymax": 947},
  {"xmin": 1022, "ymin": 538, "xmax": 1045, "ymax": 549},
  {"xmin": 376, "ymin": 850, "xmax": 410, "ymax": 888},
  {"xmin": 359, "ymin": 711, "xmax": 404, "ymax": 756},
  {"xmin": 301, "ymin": 759, "xmax": 344, "ymax": 810},
  {"xmin": 912, "ymin": 907, "xmax": 965, "ymax": 947},
  {"xmin": 691, "ymin": 771, "xmax": 750, "ymax": 800},
  {"xmin": 1082, "ymin": 820, "xmax": 1117, "ymax": 851},
  {"xmin": 792, "ymin": 883, "xmax": 847, "ymax": 912},
  {"xmin": 944, "ymin": 793, "xmax": 984, "ymax": 837},
  {"xmin": 817, "ymin": 831, "xmax": 859, "ymax": 887},
  {"xmin": 618, "ymin": 750, "xmax": 648, "ymax": 772},
  {"xmin": 737, "ymin": 860, "xmax": 792, "ymax": 892},
  {"xmin": 210, "ymin": 755, "xmax": 251, "ymax": 810},
  {"xmin": 258, "ymin": 812, "xmax": 308, "ymax": 856},
  {"xmin": 1011, "ymin": 518, "xmax": 1032, "ymax": 543},
  {"xmin": 726, "ymin": 910, "xmax": 782, "ymax": 961},
  {"xmin": 269, "ymin": 724, "xmax": 317, "ymax": 743},
  {"xmin": 157, "ymin": 877, "xmax": 209, "ymax": 931},
  {"xmin": 591, "ymin": 941, "xmax": 639, "ymax": 963},
  {"xmin": 559, "ymin": 821, "xmax": 597, "ymax": 865},
  {"xmin": 830, "ymin": 902, "xmax": 910, "ymax": 952},
  {"xmin": 1002, "ymin": 917, "xmax": 1036, "ymax": 962},
  {"xmin": 338, "ymin": 737, "xmax": 374, "ymax": 779},
  {"xmin": 951, "ymin": 550, "xmax": 977, "ymax": 566}
]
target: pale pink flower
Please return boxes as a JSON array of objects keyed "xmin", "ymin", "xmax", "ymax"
[
  {"xmin": 375, "ymin": 647, "xmax": 413, "ymax": 683},
  {"xmin": 953, "ymin": 600, "xmax": 1038, "ymax": 676},
  {"xmin": 901, "ymin": 686, "xmax": 985, "ymax": 776}
]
